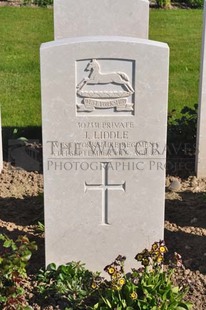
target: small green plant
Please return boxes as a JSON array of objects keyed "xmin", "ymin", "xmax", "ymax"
[
  {"xmin": 156, "ymin": 0, "xmax": 171, "ymax": 8},
  {"xmin": 174, "ymin": 0, "xmax": 203, "ymax": 8},
  {"xmin": 201, "ymin": 192, "xmax": 206, "ymax": 201},
  {"xmin": 168, "ymin": 104, "xmax": 198, "ymax": 148},
  {"xmin": 36, "ymin": 221, "xmax": 45, "ymax": 233},
  {"xmin": 37, "ymin": 261, "xmax": 98, "ymax": 309},
  {"xmin": 36, "ymin": 242, "xmax": 192, "ymax": 309},
  {"xmin": 0, "ymin": 234, "xmax": 37, "ymax": 309},
  {"xmin": 22, "ymin": 0, "xmax": 53, "ymax": 7},
  {"xmin": 34, "ymin": 0, "xmax": 53, "ymax": 6},
  {"xmin": 92, "ymin": 241, "xmax": 192, "ymax": 310}
]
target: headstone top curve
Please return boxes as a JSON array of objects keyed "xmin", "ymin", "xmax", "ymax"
[
  {"xmin": 41, "ymin": 36, "xmax": 169, "ymax": 50},
  {"xmin": 54, "ymin": 0, "xmax": 149, "ymax": 40}
]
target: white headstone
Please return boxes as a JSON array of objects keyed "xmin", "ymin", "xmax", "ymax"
[
  {"xmin": 41, "ymin": 36, "xmax": 169, "ymax": 271},
  {"xmin": 196, "ymin": 2, "xmax": 206, "ymax": 177},
  {"xmin": 54, "ymin": 0, "xmax": 149, "ymax": 40},
  {"xmin": 0, "ymin": 109, "xmax": 3, "ymax": 172}
]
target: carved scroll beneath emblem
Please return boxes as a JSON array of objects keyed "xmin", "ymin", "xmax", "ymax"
[{"xmin": 76, "ymin": 59, "xmax": 135, "ymax": 113}]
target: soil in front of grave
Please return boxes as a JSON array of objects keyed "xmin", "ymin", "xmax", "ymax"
[{"xmin": 0, "ymin": 162, "xmax": 206, "ymax": 309}]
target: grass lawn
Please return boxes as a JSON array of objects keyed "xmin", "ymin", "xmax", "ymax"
[
  {"xmin": 0, "ymin": 7, "xmax": 203, "ymax": 127},
  {"xmin": 0, "ymin": 7, "xmax": 53, "ymax": 127},
  {"xmin": 150, "ymin": 9, "xmax": 203, "ymax": 116}
]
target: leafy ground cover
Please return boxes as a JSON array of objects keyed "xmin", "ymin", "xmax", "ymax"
[{"xmin": 0, "ymin": 7, "xmax": 203, "ymax": 127}]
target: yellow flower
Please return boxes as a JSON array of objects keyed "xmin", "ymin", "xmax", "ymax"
[
  {"xmin": 142, "ymin": 258, "xmax": 149, "ymax": 266},
  {"xmin": 157, "ymin": 255, "xmax": 163, "ymax": 263},
  {"xmin": 142, "ymin": 249, "xmax": 150, "ymax": 256},
  {"xmin": 91, "ymin": 282, "xmax": 97, "ymax": 289},
  {"xmin": 112, "ymin": 271, "xmax": 121, "ymax": 280},
  {"xmin": 108, "ymin": 267, "xmax": 116, "ymax": 275},
  {"xmin": 159, "ymin": 246, "xmax": 167, "ymax": 253},
  {"xmin": 118, "ymin": 278, "xmax": 125, "ymax": 286},
  {"xmin": 135, "ymin": 253, "xmax": 143, "ymax": 261},
  {"xmin": 151, "ymin": 242, "xmax": 159, "ymax": 252},
  {"xmin": 130, "ymin": 291, "xmax": 138, "ymax": 300}
]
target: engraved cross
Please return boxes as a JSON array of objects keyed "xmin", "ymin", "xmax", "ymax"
[{"xmin": 84, "ymin": 162, "xmax": 126, "ymax": 225}]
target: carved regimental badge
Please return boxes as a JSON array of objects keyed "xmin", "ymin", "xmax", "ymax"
[{"xmin": 76, "ymin": 59, "xmax": 135, "ymax": 115}]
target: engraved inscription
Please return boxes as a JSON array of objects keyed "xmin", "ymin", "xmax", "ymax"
[
  {"xmin": 84, "ymin": 162, "xmax": 126, "ymax": 225},
  {"xmin": 76, "ymin": 59, "xmax": 135, "ymax": 114},
  {"xmin": 79, "ymin": 98, "xmax": 133, "ymax": 112},
  {"xmin": 77, "ymin": 121, "xmax": 134, "ymax": 129}
]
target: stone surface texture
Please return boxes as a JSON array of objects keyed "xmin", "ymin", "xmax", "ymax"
[
  {"xmin": 196, "ymin": 3, "xmax": 206, "ymax": 177},
  {"xmin": 41, "ymin": 36, "xmax": 169, "ymax": 271},
  {"xmin": 54, "ymin": 0, "xmax": 149, "ymax": 40}
]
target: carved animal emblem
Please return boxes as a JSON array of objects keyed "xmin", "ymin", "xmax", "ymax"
[{"xmin": 77, "ymin": 59, "xmax": 134, "ymax": 93}]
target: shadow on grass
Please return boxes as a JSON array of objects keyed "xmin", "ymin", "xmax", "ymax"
[
  {"xmin": 2, "ymin": 126, "xmax": 42, "ymax": 160},
  {"xmin": 166, "ymin": 104, "xmax": 198, "ymax": 177},
  {"xmin": 2, "ymin": 126, "xmax": 42, "ymax": 172}
]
